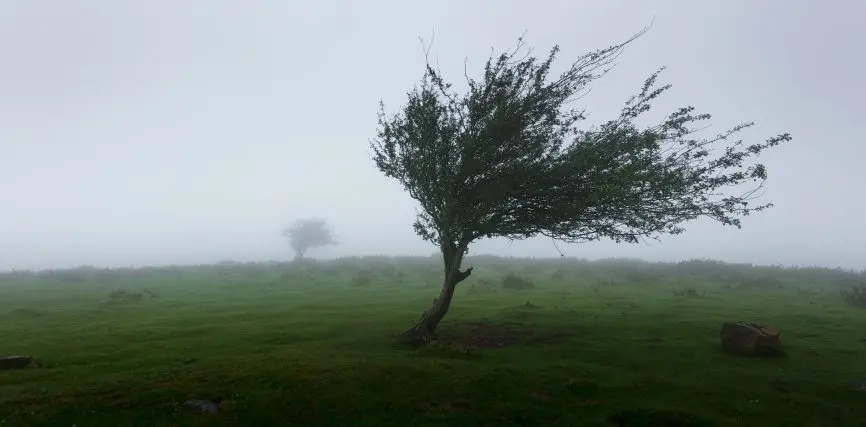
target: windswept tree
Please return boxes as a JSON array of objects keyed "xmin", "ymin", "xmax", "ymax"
[
  {"xmin": 281, "ymin": 218, "xmax": 337, "ymax": 261},
  {"xmin": 371, "ymin": 28, "xmax": 791, "ymax": 341}
]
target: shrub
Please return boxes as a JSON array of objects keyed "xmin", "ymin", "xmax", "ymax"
[
  {"xmin": 597, "ymin": 278, "xmax": 618, "ymax": 287},
  {"xmin": 108, "ymin": 289, "xmax": 143, "ymax": 302},
  {"xmin": 673, "ymin": 287, "xmax": 702, "ymax": 297},
  {"xmin": 467, "ymin": 278, "xmax": 496, "ymax": 295},
  {"xmin": 550, "ymin": 268, "xmax": 568, "ymax": 281},
  {"xmin": 109, "ymin": 289, "xmax": 127, "ymax": 299},
  {"xmin": 501, "ymin": 273, "xmax": 535, "ymax": 290},
  {"xmin": 840, "ymin": 285, "xmax": 866, "ymax": 308},
  {"xmin": 352, "ymin": 271, "xmax": 373, "ymax": 287}
]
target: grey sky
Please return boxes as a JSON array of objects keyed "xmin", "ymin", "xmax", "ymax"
[{"xmin": 1, "ymin": 1, "xmax": 863, "ymax": 270}]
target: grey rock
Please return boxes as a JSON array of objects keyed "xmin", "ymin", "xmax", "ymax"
[
  {"xmin": 720, "ymin": 321, "xmax": 785, "ymax": 358},
  {"xmin": 849, "ymin": 380, "xmax": 866, "ymax": 391},
  {"xmin": 0, "ymin": 356, "xmax": 33, "ymax": 370},
  {"xmin": 185, "ymin": 399, "xmax": 219, "ymax": 414}
]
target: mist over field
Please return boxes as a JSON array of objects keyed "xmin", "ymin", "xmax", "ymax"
[{"xmin": 1, "ymin": 0, "xmax": 863, "ymax": 271}]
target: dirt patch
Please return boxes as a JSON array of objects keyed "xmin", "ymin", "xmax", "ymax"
[
  {"xmin": 524, "ymin": 329, "xmax": 576, "ymax": 345},
  {"xmin": 436, "ymin": 322, "xmax": 577, "ymax": 349},
  {"xmin": 608, "ymin": 408, "xmax": 712, "ymax": 427},
  {"xmin": 437, "ymin": 323, "xmax": 519, "ymax": 349}
]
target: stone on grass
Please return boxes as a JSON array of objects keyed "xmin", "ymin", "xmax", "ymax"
[
  {"xmin": 185, "ymin": 399, "xmax": 219, "ymax": 414},
  {"xmin": 720, "ymin": 321, "xmax": 785, "ymax": 358},
  {"xmin": 849, "ymin": 380, "xmax": 866, "ymax": 391},
  {"xmin": 0, "ymin": 356, "xmax": 33, "ymax": 370}
]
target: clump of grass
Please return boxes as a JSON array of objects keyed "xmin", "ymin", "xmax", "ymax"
[
  {"xmin": 108, "ymin": 289, "xmax": 143, "ymax": 302},
  {"xmin": 796, "ymin": 287, "xmax": 823, "ymax": 296},
  {"xmin": 549, "ymin": 268, "xmax": 568, "ymax": 281},
  {"xmin": 673, "ymin": 287, "xmax": 702, "ymax": 297},
  {"xmin": 467, "ymin": 278, "xmax": 496, "ymax": 295},
  {"xmin": 351, "ymin": 271, "xmax": 372, "ymax": 287},
  {"xmin": 501, "ymin": 273, "xmax": 535, "ymax": 290},
  {"xmin": 840, "ymin": 285, "xmax": 866, "ymax": 308},
  {"xmin": 598, "ymin": 278, "xmax": 618, "ymax": 287}
]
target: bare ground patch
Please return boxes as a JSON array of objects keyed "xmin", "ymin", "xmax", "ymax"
[{"xmin": 434, "ymin": 321, "xmax": 578, "ymax": 349}]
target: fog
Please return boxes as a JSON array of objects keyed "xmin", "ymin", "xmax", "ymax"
[{"xmin": 1, "ymin": 1, "xmax": 863, "ymax": 271}]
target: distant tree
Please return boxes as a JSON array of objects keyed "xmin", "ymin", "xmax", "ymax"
[
  {"xmin": 281, "ymin": 218, "xmax": 337, "ymax": 261},
  {"xmin": 370, "ymin": 28, "xmax": 791, "ymax": 342}
]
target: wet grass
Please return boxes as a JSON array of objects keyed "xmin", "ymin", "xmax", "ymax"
[{"xmin": 1, "ymin": 259, "xmax": 865, "ymax": 426}]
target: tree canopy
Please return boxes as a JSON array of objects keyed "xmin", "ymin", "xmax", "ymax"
[
  {"xmin": 370, "ymin": 28, "xmax": 790, "ymax": 339},
  {"xmin": 281, "ymin": 218, "xmax": 337, "ymax": 261}
]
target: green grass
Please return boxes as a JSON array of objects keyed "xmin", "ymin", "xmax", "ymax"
[{"xmin": 1, "ymin": 257, "xmax": 865, "ymax": 426}]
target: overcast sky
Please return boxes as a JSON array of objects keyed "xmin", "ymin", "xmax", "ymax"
[{"xmin": 1, "ymin": 1, "xmax": 863, "ymax": 271}]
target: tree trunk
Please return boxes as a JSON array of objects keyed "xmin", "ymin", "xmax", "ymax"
[{"xmin": 401, "ymin": 241, "xmax": 473, "ymax": 344}]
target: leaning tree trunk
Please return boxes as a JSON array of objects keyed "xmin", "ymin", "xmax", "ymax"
[{"xmin": 401, "ymin": 241, "xmax": 473, "ymax": 343}]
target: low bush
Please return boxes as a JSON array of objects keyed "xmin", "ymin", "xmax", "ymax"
[
  {"xmin": 840, "ymin": 285, "xmax": 866, "ymax": 308},
  {"xmin": 352, "ymin": 271, "xmax": 373, "ymax": 287},
  {"xmin": 501, "ymin": 273, "xmax": 535, "ymax": 290},
  {"xmin": 673, "ymin": 287, "xmax": 702, "ymax": 297},
  {"xmin": 108, "ymin": 289, "xmax": 143, "ymax": 302}
]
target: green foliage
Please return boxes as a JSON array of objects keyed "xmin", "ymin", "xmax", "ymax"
[
  {"xmin": 371, "ymin": 28, "xmax": 790, "ymax": 251},
  {"xmin": 281, "ymin": 218, "xmax": 337, "ymax": 260}
]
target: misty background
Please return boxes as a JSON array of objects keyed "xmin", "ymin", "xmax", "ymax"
[{"xmin": 1, "ymin": 1, "xmax": 863, "ymax": 271}]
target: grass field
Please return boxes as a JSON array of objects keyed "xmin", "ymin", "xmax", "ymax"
[{"xmin": 1, "ymin": 256, "xmax": 865, "ymax": 426}]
